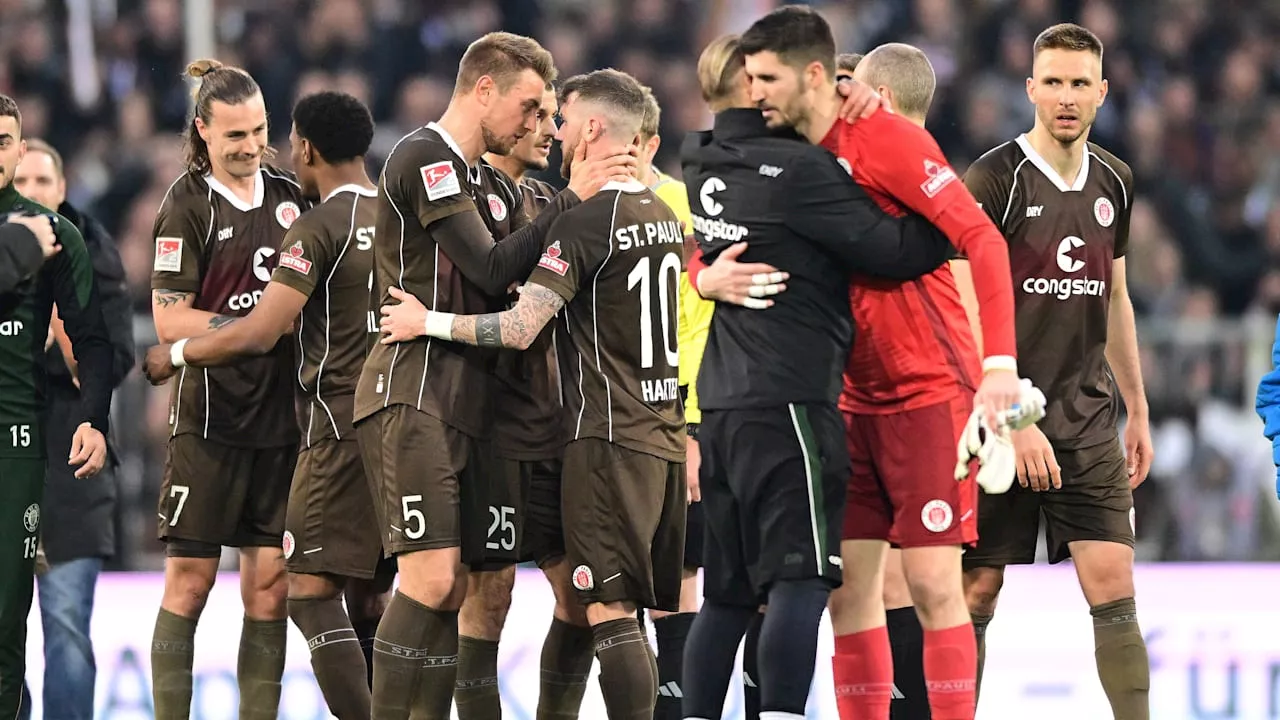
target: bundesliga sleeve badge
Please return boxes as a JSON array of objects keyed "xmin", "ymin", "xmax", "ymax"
[{"xmin": 154, "ymin": 237, "xmax": 183, "ymax": 272}]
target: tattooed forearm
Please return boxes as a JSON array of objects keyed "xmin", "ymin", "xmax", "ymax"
[
  {"xmin": 153, "ymin": 289, "xmax": 193, "ymax": 308},
  {"xmin": 208, "ymin": 315, "xmax": 237, "ymax": 330},
  {"xmin": 449, "ymin": 284, "xmax": 565, "ymax": 350},
  {"xmin": 475, "ymin": 313, "xmax": 503, "ymax": 347}
]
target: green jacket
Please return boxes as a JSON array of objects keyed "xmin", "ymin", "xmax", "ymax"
[{"xmin": 0, "ymin": 184, "xmax": 113, "ymax": 458}]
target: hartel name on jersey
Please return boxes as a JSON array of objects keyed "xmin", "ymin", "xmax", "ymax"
[
  {"xmin": 642, "ymin": 377, "xmax": 679, "ymax": 403},
  {"xmin": 690, "ymin": 213, "xmax": 749, "ymax": 243},
  {"xmin": 616, "ymin": 220, "xmax": 683, "ymax": 251},
  {"xmin": 0, "ymin": 320, "xmax": 24, "ymax": 336}
]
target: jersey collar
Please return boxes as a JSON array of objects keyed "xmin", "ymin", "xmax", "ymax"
[
  {"xmin": 601, "ymin": 178, "xmax": 648, "ymax": 193},
  {"xmin": 204, "ymin": 169, "xmax": 265, "ymax": 211},
  {"xmin": 323, "ymin": 184, "xmax": 378, "ymax": 203},
  {"xmin": 1015, "ymin": 134, "xmax": 1090, "ymax": 192},
  {"xmin": 426, "ymin": 121, "xmax": 482, "ymax": 186}
]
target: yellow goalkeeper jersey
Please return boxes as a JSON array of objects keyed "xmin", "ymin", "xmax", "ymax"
[{"xmin": 651, "ymin": 170, "xmax": 714, "ymax": 424}]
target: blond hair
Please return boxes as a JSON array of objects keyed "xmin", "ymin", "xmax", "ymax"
[
  {"xmin": 640, "ymin": 86, "xmax": 661, "ymax": 140},
  {"xmin": 23, "ymin": 138, "xmax": 62, "ymax": 178},
  {"xmin": 697, "ymin": 34, "xmax": 746, "ymax": 111}
]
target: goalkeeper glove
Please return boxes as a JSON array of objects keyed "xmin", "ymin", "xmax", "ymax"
[{"xmin": 955, "ymin": 379, "xmax": 1048, "ymax": 494}]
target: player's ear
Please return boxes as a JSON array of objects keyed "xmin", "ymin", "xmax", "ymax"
[
  {"xmin": 1097, "ymin": 77, "xmax": 1109, "ymax": 108},
  {"xmin": 475, "ymin": 75, "xmax": 495, "ymax": 105},
  {"xmin": 1024, "ymin": 76, "xmax": 1035, "ymax": 102},
  {"xmin": 645, "ymin": 134, "xmax": 661, "ymax": 157}
]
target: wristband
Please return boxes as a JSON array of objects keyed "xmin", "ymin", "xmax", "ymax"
[
  {"xmin": 982, "ymin": 355, "xmax": 1017, "ymax": 375},
  {"xmin": 686, "ymin": 422, "xmax": 700, "ymax": 440},
  {"xmin": 171, "ymin": 338, "xmax": 189, "ymax": 368},
  {"xmin": 424, "ymin": 311, "xmax": 456, "ymax": 341}
]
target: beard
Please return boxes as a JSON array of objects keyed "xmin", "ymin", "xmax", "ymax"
[
  {"xmin": 482, "ymin": 123, "xmax": 519, "ymax": 156},
  {"xmin": 559, "ymin": 139, "xmax": 578, "ymax": 180}
]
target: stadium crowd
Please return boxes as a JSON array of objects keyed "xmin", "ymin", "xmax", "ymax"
[{"xmin": 1, "ymin": 0, "xmax": 1277, "ymax": 568}]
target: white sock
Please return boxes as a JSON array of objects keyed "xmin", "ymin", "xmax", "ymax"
[{"xmin": 759, "ymin": 713, "xmax": 805, "ymax": 720}]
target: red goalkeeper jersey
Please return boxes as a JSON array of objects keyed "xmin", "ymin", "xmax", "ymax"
[{"xmin": 821, "ymin": 111, "xmax": 1017, "ymax": 414}]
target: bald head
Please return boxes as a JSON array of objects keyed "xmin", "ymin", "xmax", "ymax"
[{"xmin": 853, "ymin": 43, "xmax": 936, "ymax": 123}]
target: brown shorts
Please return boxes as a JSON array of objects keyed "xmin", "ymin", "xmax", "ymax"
[
  {"xmin": 561, "ymin": 438, "xmax": 685, "ymax": 611},
  {"xmin": 157, "ymin": 435, "xmax": 297, "ymax": 548},
  {"xmin": 283, "ymin": 439, "xmax": 384, "ymax": 579},
  {"xmin": 522, "ymin": 457, "xmax": 566, "ymax": 567},
  {"xmin": 962, "ymin": 436, "xmax": 1135, "ymax": 567},
  {"xmin": 355, "ymin": 404, "xmax": 486, "ymax": 562}
]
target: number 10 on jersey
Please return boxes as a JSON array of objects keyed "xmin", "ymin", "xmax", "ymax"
[{"xmin": 627, "ymin": 252, "xmax": 680, "ymax": 370}]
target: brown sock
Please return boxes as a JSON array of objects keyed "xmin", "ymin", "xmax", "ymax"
[
  {"xmin": 455, "ymin": 635, "xmax": 502, "ymax": 719},
  {"xmin": 593, "ymin": 617, "xmax": 658, "ymax": 720},
  {"xmin": 537, "ymin": 617, "xmax": 595, "ymax": 720},
  {"xmin": 289, "ymin": 597, "xmax": 371, "ymax": 719},
  {"xmin": 971, "ymin": 612, "xmax": 993, "ymax": 698},
  {"xmin": 374, "ymin": 591, "xmax": 459, "ymax": 720},
  {"xmin": 238, "ymin": 617, "xmax": 287, "ymax": 720},
  {"xmin": 151, "ymin": 609, "xmax": 197, "ymax": 720},
  {"xmin": 1091, "ymin": 598, "xmax": 1150, "ymax": 720},
  {"xmin": 352, "ymin": 615, "xmax": 379, "ymax": 690}
]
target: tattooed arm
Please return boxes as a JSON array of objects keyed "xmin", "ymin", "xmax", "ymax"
[
  {"xmin": 379, "ymin": 284, "xmax": 566, "ymax": 351},
  {"xmin": 151, "ymin": 289, "xmax": 238, "ymax": 342}
]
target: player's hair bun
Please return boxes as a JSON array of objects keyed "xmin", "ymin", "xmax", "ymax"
[{"xmin": 185, "ymin": 59, "xmax": 225, "ymax": 79}]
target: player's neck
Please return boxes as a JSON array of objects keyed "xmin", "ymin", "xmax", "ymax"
[
  {"xmin": 316, "ymin": 163, "xmax": 375, "ymax": 202},
  {"xmin": 436, "ymin": 106, "xmax": 484, "ymax": 166},
  {"xmin": 209, "ymin": 164, "xmax": 258, "ymax": 203},
  {"xmin": 637, "ymin": 162, "xmax": 658, "ymax": 187},
  {"xmin": 801, "ymin": 88, "xmax": 841, "ymax": 145},
  {"xmin": 483, "ymin": 152, "xmax": 527, "ymax": 182},
  {"xmin": 1027, "ymin": 124, "xmax": 1089, "ymax": 185}
]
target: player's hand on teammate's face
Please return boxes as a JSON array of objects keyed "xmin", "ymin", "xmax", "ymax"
[
  {"xmin": 566, "ymin": 139, "xmax": 638, "ymax": 201},
  {"xmin": 1123, "ymin": 413, "xmax": 1153, "ymax": 489},
  {"xmin": 10, "ymin": 213, "xmax": 59, "ymax": 259},
  {"xmin": 142, "ymin": 343, "xmax": 179, "ymax": 385},
  {"xmin": 835, "ymin": 79, "xmax": 891, "ymax": 124},
  {"xmin": 1012, "ymin": 424, "xmax": 1060, "ymax": 492},
  {"xmin": 379, "ymin": 287, "xmax": 427, "ymax": 344},
  {"xmin": 695, "ymin": 242, "xmax": 788, "ymax": 309},
  {"xmin": 69, "ymin": 422, "xmax": 107, "ymax": 479},
  {"xmin": 686, "ymin": 435, "xmax": 701, "ymax": 504},
  {"xmin": 975, "ymin": 369, "xmax": 1021, "ymax": 429}
]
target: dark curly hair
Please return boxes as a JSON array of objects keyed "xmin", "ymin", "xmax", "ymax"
[{"xmin": 291, "ymin": 91, "xmax": 374, "ymax": 164}]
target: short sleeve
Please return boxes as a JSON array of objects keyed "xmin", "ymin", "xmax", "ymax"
[
  {"xmin": 525, "ymin": 202, "xmax": 610, "ymax": 303},
  {"xmin": 961, "ymin": 152, "xmax": 1013, "ymax": 230},
  {"xmin": 1112, "ymin": 167, "xmax": 1134, "ymax": 259},
  {"xmin": 271, "ymin": 214, "xmax": 332, "ymax": 297},
  {"xmin": 388, "ymin": 142, "xmax": 478, "ymax": 229},
  {"xmin": 150, "ymin": 180, "xmax": 209, "ymax": 293}
]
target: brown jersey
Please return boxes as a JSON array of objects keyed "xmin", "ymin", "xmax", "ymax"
[
  {"xmin": 269, "ymin": 184, "xmax": 379, "ymax": 445},
  {"xmin": 151, "ymin": 166, "xmax": 308, "ymax": 447},
  {"xmin": 963, "ymin": 135, "xmax": 1134, "ymax": 449},
  {"xmin": 526, "ymin": 180, "xmax": 684, "ymax": 462},
  {"xmin": 490, "ymin": 175, "xmax": 566, "ymax": 461},
  {"xmin": 354, "ymin": 123, "xmax": 512, "ymax": 436}
]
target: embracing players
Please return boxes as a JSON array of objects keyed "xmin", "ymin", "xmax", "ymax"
[
  {"xmin": 381, "ymin": 68, "xmax": 686, "ymax": 720},
  {"xmin": 144, "ymin": 91, "xmax": 388, "ymax": 720},
  {"xmin": 961, "ymin": 23, "xmax": 1152, "ymax": 720},
  {"xmin": 352, "ymin": 32, "xmax": 629, "ymax": 719},
  {"xmin": 737, "ymin": 7, "xmax": 1021, "ymax": 718},
  {"xmin": 148, "ymin": 60, "xmax": 307, "ymax": 720}
]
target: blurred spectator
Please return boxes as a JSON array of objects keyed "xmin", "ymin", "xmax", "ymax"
[{"xmin": 1, "ymin": 0, "xmax": 1274, "ymax": 566}]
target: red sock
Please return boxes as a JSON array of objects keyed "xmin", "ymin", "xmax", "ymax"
[
  {"xmin": 832, "ymin": 627, "xmax": 893, "ymax": 720},
  {"xmin": 922, "ymin": 623, "xmax": 978, "ymax": 720}
]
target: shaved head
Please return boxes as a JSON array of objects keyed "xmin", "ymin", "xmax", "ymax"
[{"xmin": 853, "ymin": 43, "xmax": 936, "ymax": 120}]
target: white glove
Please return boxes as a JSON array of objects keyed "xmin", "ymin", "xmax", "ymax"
[
  {"xmin": 998, "ymin": 378, "xmax": 1047, "ymax": 431},
  {"xmin": 955, "ymin": 379, "xmax": 1048, "ymax": 494},
  {"xmin": 954, "ymin": 410, "xmax": 1018, "ymax": 494}
]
